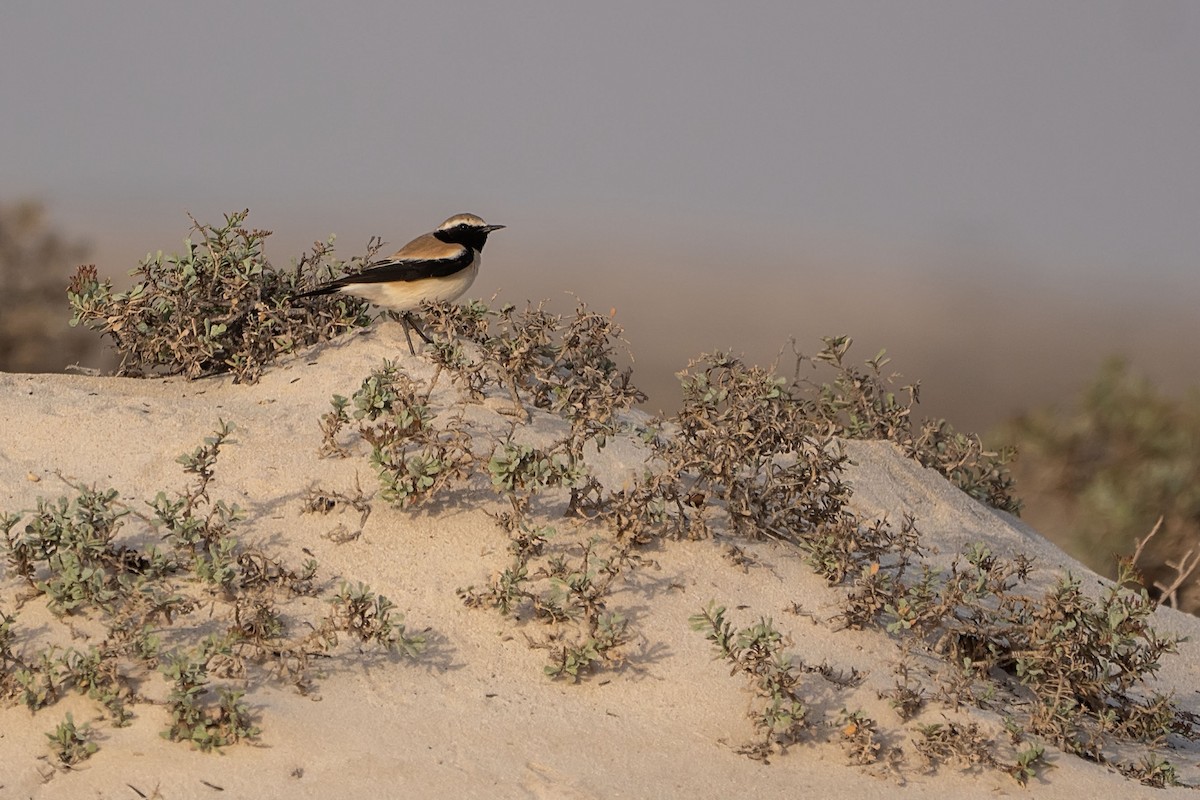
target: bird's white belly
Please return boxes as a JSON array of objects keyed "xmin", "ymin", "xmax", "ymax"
[{"xmin": 342, "ymin": 259, "xmax": 479, "ymax": 311}]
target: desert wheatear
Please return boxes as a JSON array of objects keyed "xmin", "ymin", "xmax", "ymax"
[{"xmin": 296, "ymin": 213, "xmax": 503, "ymax": 353}]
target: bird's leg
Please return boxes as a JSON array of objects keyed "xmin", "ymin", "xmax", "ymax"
[
  {"xmin": 403, "ymin": 312, "xmax": 436, "ymax": 345},
  {"xmin": 399, "ymin": 315, "xmax": 417, "ymax": 356}
]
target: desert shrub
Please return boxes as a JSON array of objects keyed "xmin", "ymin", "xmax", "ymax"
[
  {"xmin": 690, "ymin": 605, "xmax": 815, "ymax": 761},
  {"xmin": 668, "ymin": 352, "xmax": 851, "ymax": 540},
  {"xmin": 845, "ymin": 542, "xmax": 1193, "ymax": 757},
  {"xmin": 794, "ymin": 336, "xmax": 1020, "ymax": 514},
  {"xmin": 67, "ymin": 209, "xmax": 373, "ymax": 383},
  {"xmin": 46, "ymin": 712, "xmax": 98, "ymax": 765},
  {"xmin": 422, "ymin": 299, "xmax": 645, "ymax": 441}
]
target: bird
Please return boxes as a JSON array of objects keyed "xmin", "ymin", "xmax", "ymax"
[{"xmin": 295, "ymin": 213, "xmax": 504, "ymax": 354}]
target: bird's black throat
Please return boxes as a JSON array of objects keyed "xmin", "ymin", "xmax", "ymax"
[{"xmin": 434, "ymin": 227, "xmax": 492, "ymax": 252}]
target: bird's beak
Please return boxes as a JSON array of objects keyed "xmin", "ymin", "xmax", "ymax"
[{"xmin": 484, "ymin": 224, "xmax": 506, "ymax": 232}]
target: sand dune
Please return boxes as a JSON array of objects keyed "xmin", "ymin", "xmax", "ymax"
[{"xmin": 1, "ymin": 324, "xmax": 1197, "ymax": 798}]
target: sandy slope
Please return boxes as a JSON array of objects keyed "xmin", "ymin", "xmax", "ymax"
[{"xmin": 1, "ymin": 323, "xmax": 1198, "ymax": 799}]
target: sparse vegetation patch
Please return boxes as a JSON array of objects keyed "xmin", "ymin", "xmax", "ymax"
[{"xmin": 0, "ymin": 422, "xmax": 427, "ymax": 759}]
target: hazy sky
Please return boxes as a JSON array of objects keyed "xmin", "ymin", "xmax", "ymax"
[{"xmin": 4, "ymin": 1, "xmax": 1198, "ymax": 276}]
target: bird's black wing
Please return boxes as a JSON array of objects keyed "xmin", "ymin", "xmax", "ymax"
[
  {"xmin": 340, "ymin": 248, "xmax": 474, "ymax": 284},
  {"xmin": 293, "ymin": 246, "xmax": 473, "ymax": 298}
]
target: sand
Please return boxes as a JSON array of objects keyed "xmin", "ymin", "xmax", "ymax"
[{"xmin": 2, "ymin": 322, "xmax": 1198, "ymax": 799}]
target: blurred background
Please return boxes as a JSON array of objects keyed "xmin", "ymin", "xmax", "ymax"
[{"xmin": 3, "ymin": 3, "xmax": 1199, "ymax": 603}]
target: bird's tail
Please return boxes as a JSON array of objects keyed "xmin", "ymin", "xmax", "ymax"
[{"xmin": 291, "ymin": 281, "xmax": 345, "ymax": 301}]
